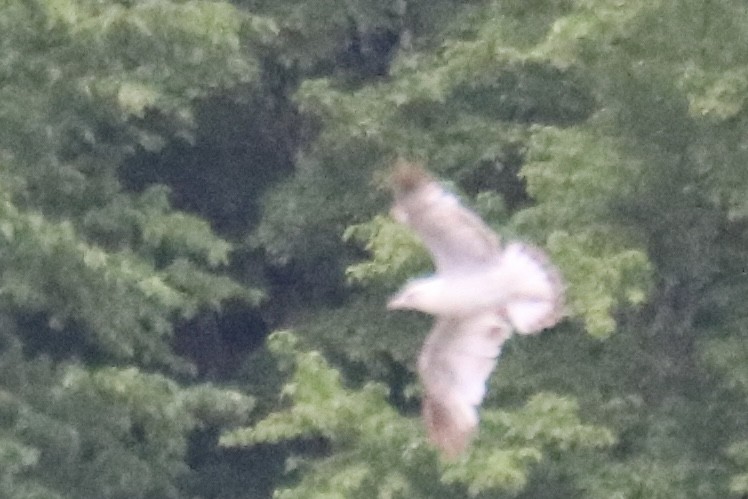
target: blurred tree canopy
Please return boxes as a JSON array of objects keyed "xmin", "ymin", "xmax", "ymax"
[{"xmin": 1, "ymin": 0, "xmax": 748, "ymax": 497}]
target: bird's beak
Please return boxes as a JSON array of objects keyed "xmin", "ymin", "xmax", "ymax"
[{"xmin": 387, "ymin": 293, "xmax": 406, "ymax": 310}]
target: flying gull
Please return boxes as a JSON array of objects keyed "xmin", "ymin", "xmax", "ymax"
[{"xmin": 387, "ymin": 161, "xmax": 564, "ymax": 457}]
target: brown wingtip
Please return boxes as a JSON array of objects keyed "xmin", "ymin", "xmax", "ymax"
[
  {"xmin": 422, "ymin": 396, "xmax": 475, "ymax": 459},
  {"xmin": 390, "ymin": 159, "xmax": 432, "ymax": 196}
]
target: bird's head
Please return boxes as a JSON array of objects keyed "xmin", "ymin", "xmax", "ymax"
[{"xmin": 387, "ymin": 278, "xmax": 445, "ymax": 314}]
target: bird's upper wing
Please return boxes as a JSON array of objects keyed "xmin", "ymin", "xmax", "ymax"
[
  {"xmin": 391, "ymin": 162, "xmax": 501, "ymax": 272},
  {"xmin": 417, "ymin": 313, "xmax": 512, "ymax": 457}
]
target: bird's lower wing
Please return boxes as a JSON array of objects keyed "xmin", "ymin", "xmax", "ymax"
[{"xmin": 417, "ymin": 314, "xmax": 512, "ymax": 457}]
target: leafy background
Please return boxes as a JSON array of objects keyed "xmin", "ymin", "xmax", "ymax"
[{"xmin": 0, "ymin": 0, "xmax": 747, "ymax": 497}]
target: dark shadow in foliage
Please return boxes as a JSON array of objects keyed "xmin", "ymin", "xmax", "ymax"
[
  {"xmin": 185, "ymin": 429, "xmax": 287, "ymax": 499},
  {"xmin": 119, "ymin": 88, "xmax": 300, "ymax": 239},
  {"xmin": 18, "ymin": 312, "xmax": 118, "ymax": 368},
  {"xmin": 456, "ymin": 152, "xmax": 531, "ymax": 211},
  {"xmin": 334, "ymin": 19, "xmax": 402, "ymax": 83},
  {"xmin": 119, "ymin": 68, "xmax": 307, "ymax": 375},
  {"xmin": 173, "ymin": 300, "xmax": 269, "ymax": 381}
]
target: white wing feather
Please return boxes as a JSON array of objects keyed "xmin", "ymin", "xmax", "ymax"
[
  {"xmin": 495, "ymin": 243, "xmax": 564, "ymax": 334},
  {"xmin": 391, "ymin": 166, "xmax": 500, "ymax": 272},
  {"xmin": 418, "ymin": 314, "xmax": 512, "ymax": 457}
]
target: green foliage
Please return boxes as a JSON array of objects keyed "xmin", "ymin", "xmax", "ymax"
[
  {"xmin": 0, "ymin": 0, "xmax": 271, "ymax": 166},
  {"xmin": 0, "ymin": 0, "xmax": 268, "ymax": 497},
  {"xmin": 0, "ymin": 183, "xmax": 256, "ymax": 366},
  {"xmin": 0, "ymin": 0, "xmax": 266, "ymax": 363},
  {"xmin": 0, "ymin": 330, "xmax": 254, "ymax": 498},
  {"xmin": 343, "ymin": 214, "xmax": 431, "ymax": 286},
  {"xmin": 233, "ymin": 0, "xmax": 407, "ymax": 76},
  {"xmin": 728, "ymin": 440, "xmax": 748, "ymax": 494},
  {"xmin": 84, "ymin": 186, "xmax": 234, "ymax": 266},
  {"xmin": 3, "ymin": 0, "xmax": 748, "ymax": 496},
  {"xmin": 245, "ymin": 0, "xmax": 748, "ymax": 496},
  {"xmin": 223, "ymin": 331, "xmax": 613, "ymax": 498}
]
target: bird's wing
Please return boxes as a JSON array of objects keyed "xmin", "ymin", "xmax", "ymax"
[
  {"xmin": 492, "ymin": 242, "xmax": 565, "ymax": 334},
  {"xmin": 390, "ymin": 161, "xmax": 501, "ymax": 272},
  {"xmin": 417, "ymin": 313, "xmax": 512, "ymax": 457}
]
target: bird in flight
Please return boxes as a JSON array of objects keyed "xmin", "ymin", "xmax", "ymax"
[{"xmin": 387, "ymin": 161, "xmax": 564, "ymax": 458}]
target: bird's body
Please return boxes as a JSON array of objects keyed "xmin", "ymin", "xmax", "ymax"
[
  {"xmin": 389, "ymin": 242, "xmax": 562, "ymax": 331},
  {"xmin": 387, "ymin": 161, "xmax": 564, "ymax": 457},
  {"xmin": 388, "ymin": 271, "xmax": 509, "ymax": 317}
]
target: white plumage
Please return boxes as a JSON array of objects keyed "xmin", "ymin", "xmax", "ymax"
[{"xmin": 387, "ymin": 161, "xmax": 564, "ymax": 457}]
